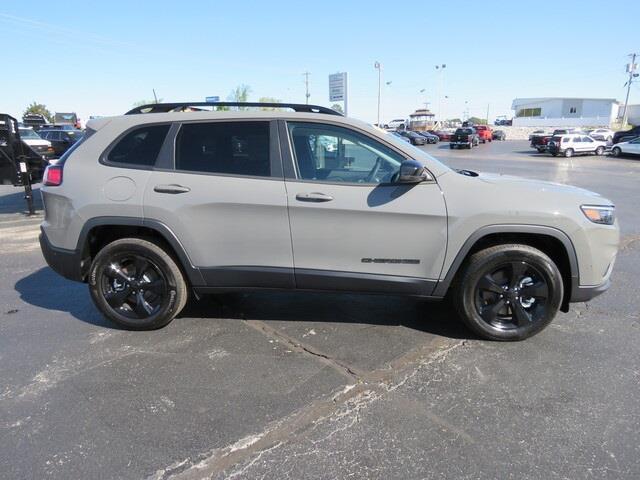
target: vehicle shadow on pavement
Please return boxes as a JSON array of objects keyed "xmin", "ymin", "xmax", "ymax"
[
  {"xmin": 15, "ymin": 267, "xmax": 476, "ymax": 339},
  {"xmin": 0, "ymin": 186, "xmax": 43, "ymax": 214},
  {"xmin": 180, "ymin": 291, "xmax": 476, "ymax": 340},
  {"xmin": 14, "ymin": 266, "xmax": 119, "ymax": 329}
]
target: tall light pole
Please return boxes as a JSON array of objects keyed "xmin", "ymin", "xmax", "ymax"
[
  {"xmin": 374, "ymin": 61, "xmax": 382, "ymax": 126},
  {"xmin": 435, "ymin": 64, "xmax": 446, "ymax": 124},
  {"xmin": 302, "ymin": 71, "xmax": 311, "ymax": 104},
  {"xmin": 621, "ymin": 53, "xmax": 638, "ymax": 127}
]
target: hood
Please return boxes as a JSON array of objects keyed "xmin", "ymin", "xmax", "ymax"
[{"xmin": 473, "ymin": 171, "xmax": 610, "ymax": 202}]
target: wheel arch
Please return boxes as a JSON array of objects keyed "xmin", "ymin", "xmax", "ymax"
[
  {"xmin": 76, "ymin": 217, "xmax": 204, "ymax": 286},
  {"xmin": 434, "ymin": 225, "xmax": 579, "ymax": 312}
]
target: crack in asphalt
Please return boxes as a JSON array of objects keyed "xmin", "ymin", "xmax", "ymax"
[
  {"xmin": 153, "ymin": 335, "xmax": 465, "ymax": 480},
  {"xmin": 243, "ymin": 319, "xmax": 365, "ymax": 379}
]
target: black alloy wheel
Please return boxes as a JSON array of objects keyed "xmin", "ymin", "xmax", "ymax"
[{"xmin": 474, "ymin": 261, "xmax": 549, "ymax": 331}]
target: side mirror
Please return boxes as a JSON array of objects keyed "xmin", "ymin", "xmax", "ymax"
[{"xmin": 397, "ymin": 159, "xmax": 431, "ymax": 183}]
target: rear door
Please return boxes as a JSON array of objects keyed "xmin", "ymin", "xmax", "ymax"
[
  {"xmin": 581, "ymin": 136, "xmax": 595, "ymax": 152},
  {"xmin": 144, "ymin": 120, "xmax": 294, "ymax": 288},
  {"xmin": 281, "ymin": 120, "xmax": 447, "ymax": 295}
]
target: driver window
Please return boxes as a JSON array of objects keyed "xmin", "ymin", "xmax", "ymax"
[{"xmin": 287, "ymin": 122, "xmax": 405, "ymax": 184}]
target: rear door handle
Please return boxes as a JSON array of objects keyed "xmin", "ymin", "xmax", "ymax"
[
  {"xmin": 296, "ymin": 192, "xmax": 334, "ymax": 203},
  {"xmin": 153, "ymin": 184, "xmax": 191, "ymax": 194}
]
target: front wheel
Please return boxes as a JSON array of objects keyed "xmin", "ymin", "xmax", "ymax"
[
  {"xmin": 452, "ymin": 244, "xmax": 563, "ymax": 341},
  {"xmin": 564, "ymin": 148, "xmax": 574, "ymax": 158},
  {"xmin": 595, "ymin": 146, "xmax": 605, "ymax": 156},
  {"xmin": 89, "ymin": 238, "xmax": 188, "ymax": 330},
  {"xmin": 612, "ymin": 147, "xmax": 621, "ymax": 157}
]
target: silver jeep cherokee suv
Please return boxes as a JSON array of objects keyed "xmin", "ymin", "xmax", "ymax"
[{"xmin": 39, "ymin": 102, "xmax": 619, "ymax": 341}]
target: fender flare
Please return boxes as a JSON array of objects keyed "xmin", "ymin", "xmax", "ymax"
[
  {"xmin": 76, "ymin": 216, "xmax": 205, "ymax": 286},
  {"xmin": 432, "ymin": 224, "xmax": 579, "ymax": 297}
]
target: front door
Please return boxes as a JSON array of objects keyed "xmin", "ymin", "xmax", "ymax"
[{"xmin": 282, "ymin": 121, "xmax": 447, "ymax": 295}]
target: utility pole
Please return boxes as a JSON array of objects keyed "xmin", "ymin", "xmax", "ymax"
[
  {"xmin": 621, "ymin": 53, "xmax": 638, "ymax": 127},
  {"xmin": 302, "ymin": 72, "xmax": 311, "ymax": 104},
  {"xmin": 152, "ymin": 88, "xmax": 158, "ymax": 103},
  {"xmin": 374, "ymin": 61, "xmax": 382, "ymax": 126},
  {"xmin": 435, "ymin": 64, "xmax": 446, "ymax": 124}
]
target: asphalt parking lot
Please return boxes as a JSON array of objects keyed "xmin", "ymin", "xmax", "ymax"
[{"xmin": 1, "ymin": 140, "xmax": 639, "ymax": 479}]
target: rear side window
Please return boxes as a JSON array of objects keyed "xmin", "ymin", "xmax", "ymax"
[
  {"xmin": 107, "ymin": 124, "xmax": 170, "ymax": 167},
  {"xmin": 175, "ymin": 121, "xmax": 270, "ymax": 177}
]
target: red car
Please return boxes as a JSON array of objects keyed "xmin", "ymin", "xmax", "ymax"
[
  {"xmin": 474, "ymin": 125, "xmax": 493, "ymax": 143},
  {"xmin": 429, "ymin": 130, "xmax": 452, "ymax": 141}
]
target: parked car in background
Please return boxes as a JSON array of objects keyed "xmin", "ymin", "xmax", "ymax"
[
  {"xmin": 474, "ymin": 125, "xmax": 493, "ymax": 143},
  {"xmin": 530, "ymin": 132, "xmax": 552, "ymax": 152},
  {"xmin": 415, "ymin": 131, "xmax": 439, "ymax": 144},
  {"xmin": 38, "ymin": 129, "xmax": 84, "ymax": 157},
  {"xmin": 449, "ymin": 128, "xmax": 479, "ymax": 149},
  {"xmin": 610, "ymin": 137, "xmax": 640, "ymax": 157},
  {"xmin": 494, "ymin": 116, "xmax": 512, "ymax": 126},
  {"xmin": 430, "ymin": 130, "xmax": 452, "ymax": 141},
  {"xmin": 18, "ymin": 127, "xmax": 55, "ymax": 160},
  {"xmin": 388, "ymin": 119, "xmax": 406, "ymax": 130},
  {"xmin": 398, "ymin": 130, "xmax": 427, "ymax": 145},
  {"xmin": 389, "ymin": 131, "xmax": 410, "ymax": 143},
  {"xmin": 492, "ymin": 130, "xmax": 507, "ymax": 141},
  {"xmin": 587, "ymin": 128, "xmax": 614, "ymax": 142},
  {"xmin": 612, "ymin": 125, "xmax": 640, "ymax": 144},
  {"xmin": 547, "ymin": 134, "xmax": 607, "ymax": 158},
  {"xmin": 528, "ymin": 130, "xmax": 546, "ymax": 141},
  {"xmin": 22, "ymin": 114, "xmax": 48, "ymax": 130}
]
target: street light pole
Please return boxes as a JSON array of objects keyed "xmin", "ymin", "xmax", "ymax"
[
  {"xmin": 374, "ymin": 61, "xmax": 382, "ymax": 126},
  {"xmin": 435, "ymin": 64, "xmax": 446, "ymax": 125}
]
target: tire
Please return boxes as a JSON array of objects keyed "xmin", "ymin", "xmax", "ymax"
[
  {"xmin": 595, "ymin": 146, "xmax": 605, "ymax": 156},
  {"xmin": 88, "ymin": 238, "xmax": 188, "ymax": 330},
  {"xmin": 551, "ymin": 153, "xmax": 557, "ymax": 157},
  {"xmin": 536, "ymin": 148, "xmax": 545, "ymax": 153},
  {"xmin": 452, "ymin": 244, "xmax": 563, "ymax": 341},
  {"xmin": 612, "ymin": 147, "xmax": 621, "ymax": 157},
  {"xmin": 564, "ymin": 148, "xmax": 574, "ymax": 158},
  {"xmin": 467, "ymin": 143, "xmax": 472, "ymax": 149},
  {"xmin": 450, "ymin": 144, "xmax": 455, "ymax": 149}
]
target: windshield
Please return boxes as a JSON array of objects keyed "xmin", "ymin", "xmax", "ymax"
[
  {"xmin": 18, "ymin": 128, "xmax": 42, "ymax": 140},
  {"xmin": 66, "ymin": 131, "xmax": 84, "ymax": 143}
]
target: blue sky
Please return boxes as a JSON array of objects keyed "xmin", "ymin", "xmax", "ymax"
[{"xmin": 1, "ymin": 0, "xmax": 638, "ymax": 125}]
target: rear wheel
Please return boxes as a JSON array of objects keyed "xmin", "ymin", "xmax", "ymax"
[
  {"xmin": 564, "ymin": 148, "xmax": 574, "ymax": 158},
  {"xmin": 452, "ymin": 244, "xmax": 563, "ymax": 341},
  {"xmin": 89, "ymin": 238, "xmax": 188, "ymax": 330}
]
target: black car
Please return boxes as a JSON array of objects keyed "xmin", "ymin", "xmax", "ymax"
[
  {"xmin": 492, "ymin": 130, "xmax": 507, "ymax": 141},
  {"xmin": 38, "ymin": 129, "xmax": 84, "ymax": 157},
  {"xmin": 398, "ymin": 130, "xmax": 426, "ymax": 145},
  {"xmin": 612, "ymin": 125, "xmax": 640, "ymax": 144},
  {"xmin": 415, "ymin": 131, "xmax": 439, "ymax": 144}
]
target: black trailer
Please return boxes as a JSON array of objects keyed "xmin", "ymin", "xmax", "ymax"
[{"xmin": 0, "ymin": 114, "xmax": 48, "ymax": 214}]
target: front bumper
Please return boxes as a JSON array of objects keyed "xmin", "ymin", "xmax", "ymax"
[{"xmin": 39, "ymin": 229, "xmax": 85, "ymax": 282}]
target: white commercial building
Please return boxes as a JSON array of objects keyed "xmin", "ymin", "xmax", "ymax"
[{"xmin": 511, "ymin": 97, "xmax": 619, "ymax": 127}]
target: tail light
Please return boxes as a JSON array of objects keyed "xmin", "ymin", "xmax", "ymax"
[{"xmin": 43, "ymin": 165, "xmax": 63, "ymax": 186}]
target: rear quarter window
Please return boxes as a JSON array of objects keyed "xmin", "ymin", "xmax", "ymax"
[{"xmin": 106, "ymin": 124, "xmax": 170, "ymax": 167}]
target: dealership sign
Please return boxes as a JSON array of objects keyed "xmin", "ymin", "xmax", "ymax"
[
  {"xmin": 329, "ymin": 72, "xmax": 347, "ymax": 102},
  {"xmin": 205, "ymin": 96, "xmax": 220, "ymax": 102}
]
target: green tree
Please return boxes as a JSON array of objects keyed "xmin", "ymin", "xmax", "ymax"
[
  {"xmin": 331, "ymin": 103, "xmax": 344, "ymax": 114},
  {"xmin": 258, "ymin": 96, "xmax": 281, "ymax": 110},
  {"xmin": 23, "ymin": 102, "xmax": 53, "ymax": 122},
  {"xmin": 467, "ymin": 116, "xmax": 487, "ymax": 125},
  {"xmin": 229, "ymin": 84, "xmax": 252, "ymax": 103},
  {"xmin": 132, "ymin": 98, "xmax": 163, "ymax": 107}
]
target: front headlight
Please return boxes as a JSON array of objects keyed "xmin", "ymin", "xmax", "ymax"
[{"xmin": 580, "ymin": 205, "xmax": 615, "ymax": 225}]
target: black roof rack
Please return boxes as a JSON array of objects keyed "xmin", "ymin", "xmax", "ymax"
[{"xmin": 125, "ymin": 102, "xmax": 342, "ymax": 116}]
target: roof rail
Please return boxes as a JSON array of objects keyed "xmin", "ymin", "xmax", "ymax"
[{"xmin": 125, "ymin": 102, "xmax": 343, "ymax": 116}]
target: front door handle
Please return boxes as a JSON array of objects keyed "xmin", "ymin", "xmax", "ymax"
[
  {"xmin": 153, "ymin": 184, "xmax": 191, "ymax": 194},
  {"xmin": 296, "ymin": 192, "xmax": 334, "ymax": 203}
]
